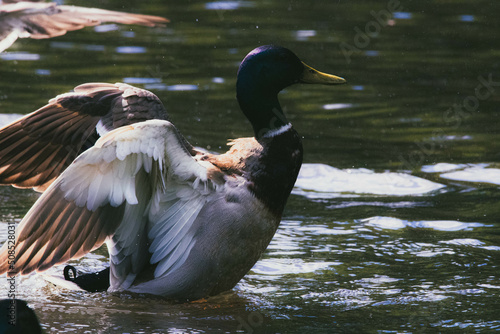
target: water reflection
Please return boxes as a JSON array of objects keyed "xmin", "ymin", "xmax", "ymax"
[
  {"xmin": 252, "ymin": 259, "xmax": 340, "ymax": 276},
  {"xmin": 393, "ymin": 12, "xmax": 412, "ymax": 20},
  {"xmin": 115, "ymin": 46, "xmax": 147, "ymax": 54},
  {"xmin": 123, "ymin": 77, "xmax": 162, "ymax": 84},
  {"xmin": 441, "ymin": 238, "xmax": 500, "ymax": 251},
  {"xmin": 145, "ymin": 84, "xmax": 200, "ymax": 91},
  {"xmin": 459, "ymin": 15, "xmax": 475, "ymax": 22},
  {"xmin": 294, "ymin": 163, "xmax": 444, "ymax": 197},
  {"xmin": 204, "ymin": 1, "xmax": 255, "ymax": 10},
  {"xmin": 0, "ymin": 113, "xmax": 22, "ymax": 125},
  {"xmin": 211, "ymin": 77, "xmax": 225, "ymax": 83},
  {"xmin": 423, "ymin": 163, "xmax": 500, "ymax": 185},
  {"xmin": 0, "ymin": 52, "xmax": 40, "ymax": 61},
  {"xmin": 94, "ymin": 24, "xmax": 121, "ymax": 33},
  {"xmin": 363, "ymin": 216, "xmax": 485, "ymax": 232},
  {"xmin": 293, "ymin": 30, "xmax": 316, "ymax": 41},
  {"xmin": 35, "ymin": 69, "xmax": 51, "ymax": 75},
  {"xmin": 322, "ymin": 103, "xmax": 353, "ymax": 110},
  {"xmin": 440, "ymin": 165, "xmax": 500, "ymax": 185},
  {"xmin": 49, "ymin": 41, "xmax": 75, "ymax": 49}
]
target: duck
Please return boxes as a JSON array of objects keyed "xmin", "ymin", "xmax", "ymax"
[
  {"xmin": 0, "ymin": 0, "xmax": 168, "ymax": 52},
  {"xmin": 0, "ymin": 45, "xmax": 346, "ymax": 300}
]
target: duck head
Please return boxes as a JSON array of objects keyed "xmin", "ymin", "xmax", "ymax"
[{"xmin": 236, "ymin": 45, "xmax": 346, "ymax": 139}]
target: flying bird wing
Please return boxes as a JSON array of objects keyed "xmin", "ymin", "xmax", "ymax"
[{"xmin": 0, "ymin": 2, "xmax": 168, "ymax": 52}]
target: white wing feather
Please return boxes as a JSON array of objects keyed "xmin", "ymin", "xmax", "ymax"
[{"xmin": 0, "ymin": 119, "xmax": 222, "ymax": 291}]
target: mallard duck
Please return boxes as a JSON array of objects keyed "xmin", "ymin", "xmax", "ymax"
[
  {"xmin": 0, "ymin": 1, "xmax": 168, "ymax": 52},
  {"xmin": 0, "ymin": 45, "xmax": 346, "ymax": 300}
]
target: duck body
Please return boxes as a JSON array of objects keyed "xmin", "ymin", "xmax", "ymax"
[
  {"xmin": 129, "ymin": 130, "xmax": 303, "ymax": 299},
  {"xmin": 128, "ymin": 165, "xmax": 279, "ymax": 299},
  {"xmin": 0, "ymin": 45, "xmax": 345, "ymax": 300}
]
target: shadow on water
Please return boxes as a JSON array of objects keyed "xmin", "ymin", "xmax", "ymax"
[{"xmin": 1, "ymin": 0, "xmax": 500, "ymax": 333}]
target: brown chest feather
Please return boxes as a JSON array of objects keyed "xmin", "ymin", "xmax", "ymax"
[{"xmin": 197, "ymin": 131, "xmax": 303, "ymax": 217}]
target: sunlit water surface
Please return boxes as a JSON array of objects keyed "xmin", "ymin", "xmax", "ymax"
[{"xmin": 1, "ymin": 0, "xmax": 499, "ymax": 333}]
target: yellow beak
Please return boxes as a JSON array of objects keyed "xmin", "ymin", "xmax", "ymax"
[{"xmin": 300, "ymin": 62, "xmax": 346, "ymax": 85}]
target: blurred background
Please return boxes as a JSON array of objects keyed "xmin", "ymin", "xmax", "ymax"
[{"xmin": 0, "ymin": 0, "xmax": 499, "ymax": 333}]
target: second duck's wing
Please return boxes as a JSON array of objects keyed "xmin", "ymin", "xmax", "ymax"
[
  {"xmin": 0, "ymin": 120, "xmax": 224, "ymax": 290},
  {"xmin": 0, "ymin": 83, "xmax": 168, "ymax": 191},
  {"xmin": 0, "ymin": 2, "xmax": 168, "ymax": 52}
]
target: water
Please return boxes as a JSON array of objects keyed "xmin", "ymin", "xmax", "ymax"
[{"xmin": 1, "ymin": 0, "xmax": 500, "ymax": 332}]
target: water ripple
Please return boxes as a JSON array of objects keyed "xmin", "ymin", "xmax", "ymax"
[
  {"xmin": 205, "ymin": 1, "xmax": 255, "ymax": 10},
  {"xmin": 440, "ymin": 165, "xmax": 500, "ymax": 185},
  {"xmin": 115, "ymin": 46, "xmax": 146, "ymax": 54},
  {"xmin": 440, "ymin": 238, "xmax": 500, "ymax": 251},
  {"xmin": 0, "ymin": 52, "xmax": 40, "ymax": 61},
  {"xmin": 393, "ymin": 12, "xmax": 413, "ymax": 19},
  {"xmin": 144, "ymin": 83, "xmax": 199, "ymax": 91},
  {"xmin": 422, "ymin": 163, "xmax": 500, "ymax": 185},
  {"xmin": 363, "ymin": 216, "xmax": 485, "ymax": 231},
  {"xmin": 251, "ymin": 259, "xmax": 340, "ymax": 276},
  {"xmin": 459, "ymin": 15, "xmax": 475, "ymax": 22},
  {"xmin": 293, "ymin": 30, "xmax": 316, "ymax": 41},
  {"xmin": 94, "ymin": 24, "xmax": 120, "ymax": 33},
  {"xmin": 123, "ymin": 77, "xmax": 162, "ymax": 84},
  {"xmin": 322, "ymin": 103, "xmax": 353, "ymax": 110},
  {"xmin": 294, "ymin": 163, "xmax": 444, "ymax": 198}
]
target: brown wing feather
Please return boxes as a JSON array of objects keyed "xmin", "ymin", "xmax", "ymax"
[
  {"xmin": 0, "ymin": 83, "xmax": 168, "ymax": 191},
  {"xmin": 0, "ymin": 107, "xmax": 100, "ymax": 190},
  {"xmin": 0, "ymin": 185, "xmax": 125, "ymax": 276}
]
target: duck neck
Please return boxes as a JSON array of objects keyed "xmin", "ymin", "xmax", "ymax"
[
  {"xmin": 248, "ymin": 128, "xmax": 303, "ymax": 219},
  {"xmin": 236, "ymin": 77, "xmax": 303, "ymax": 218},
  {"xmin": 237, "ymin": 82, "xmax": 289, "ymax": 140}
]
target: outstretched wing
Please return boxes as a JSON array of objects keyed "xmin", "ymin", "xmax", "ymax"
[
  {"xmin": 0, "ymin": 83, "xmax": 168, "ymax": 191},
  {"xmin": 0, "ymin": 120, "xmax": 222, "ymax": 291},
  {"xmin": 0, "ymin": 2, "xmax": 168, "ymax": 52}
]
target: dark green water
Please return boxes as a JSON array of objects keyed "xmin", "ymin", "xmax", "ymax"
[{"xmin": 1, "ymin": 0, "xmax": 499, "ymax": 333}]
